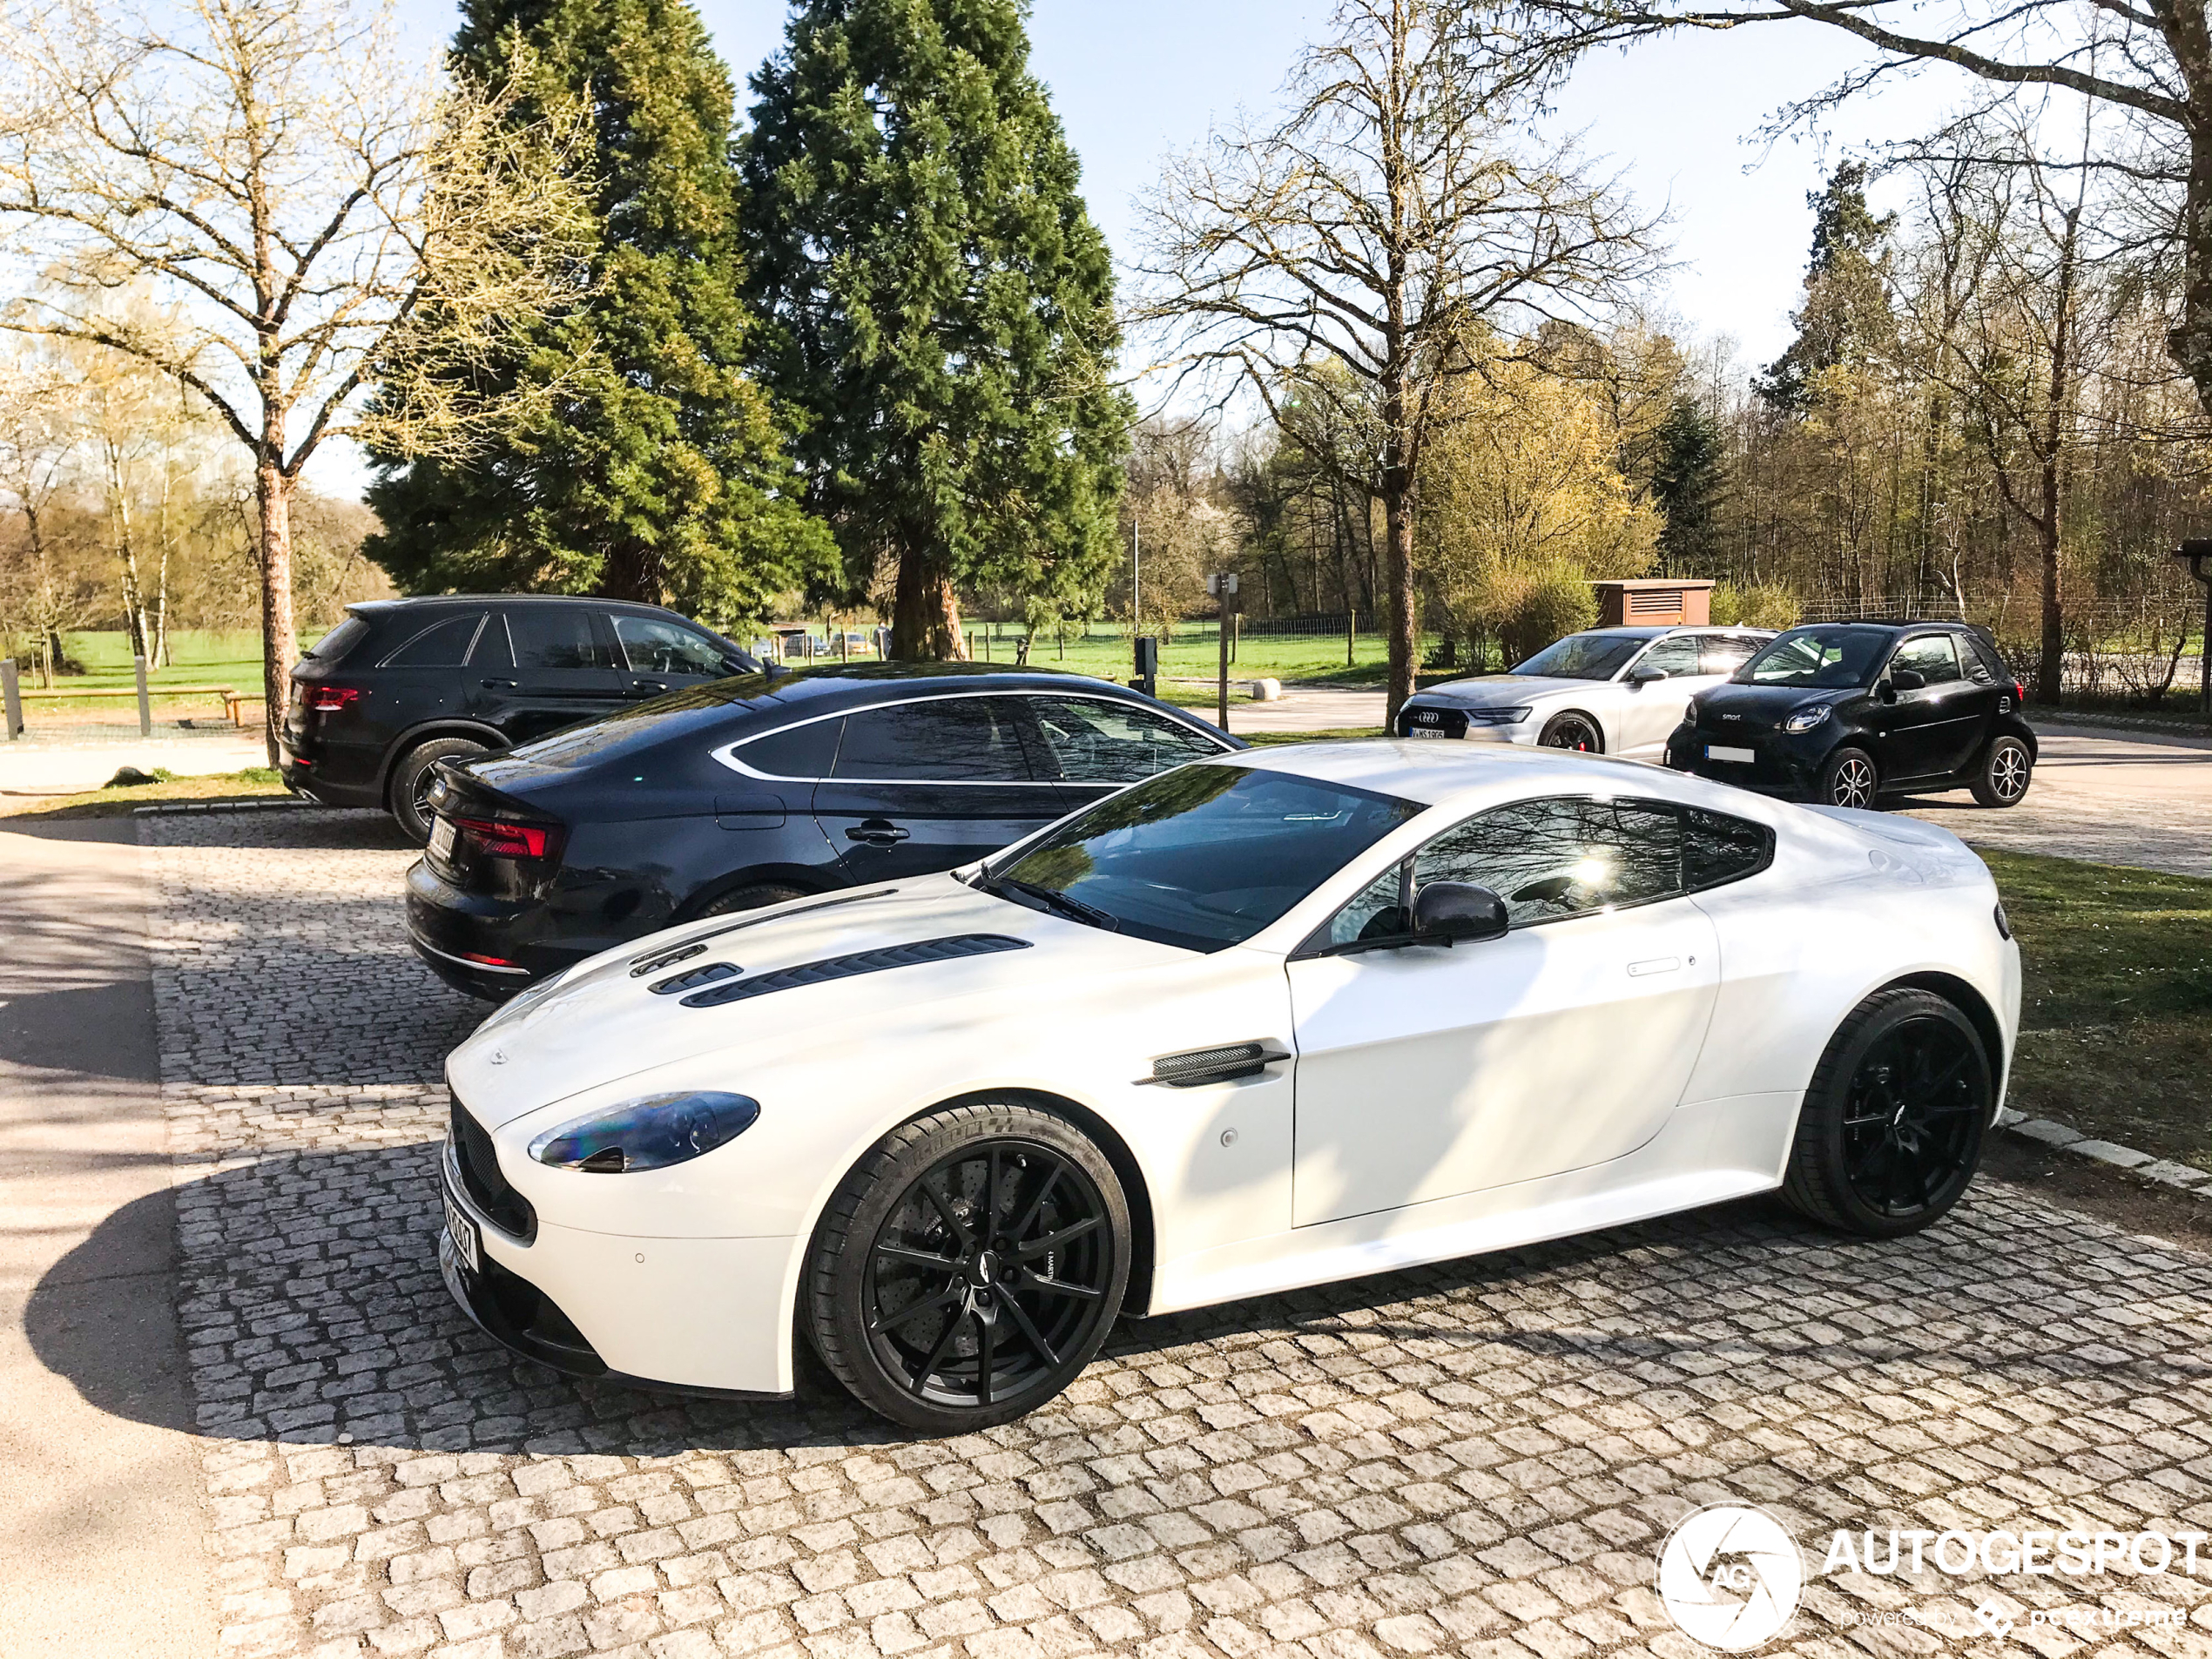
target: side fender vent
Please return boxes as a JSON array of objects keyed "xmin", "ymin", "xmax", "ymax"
[
  {"xmin": 1138, "ymin": 1042, "xmax": 1292, "ymax": 1088},
  {"xmin": 679, "ymin": 934, "xmax": 1032, "ymax": 1009}
]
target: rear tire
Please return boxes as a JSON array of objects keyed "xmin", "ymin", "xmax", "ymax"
[
  {"xmin": 806, "ymin": 1102, "xmax": 1130, "ymax": 1433},
  {"xmin": 1969, "ymin": 735, "xmax": 2033, "ymax": 807},
  {"xmin": 1539, "ymin": 712, "xmax": 1603, "ymax": 753},
  {"xmin": 1817, "ymin": 745, "xmax": 1879, "ymax": 810},
  {"xmin": 388, "ymin": 737, "xmax": 489, "ymax": 845},
  {"xmin": 1782, "ymin": 988, "xmax": 1991, "ymax": 1238},
  {"xmin": 693, "ymin": 880, "xmax": 809, "ymax": 919}
]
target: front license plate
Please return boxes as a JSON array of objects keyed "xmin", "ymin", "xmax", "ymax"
[
  {"xmin": 1406, "ymin": 727, "xmax": 1450, "ymax": 739},
  {"xmin": 1708, "ymin": 744, "xmax": 1757, "ymax": 764},
  {"xmin": 428, "ymin": 816, "xmax": 457, "ymax": 863},
  {"xmin": 444, "ymin": 1191, "xmax": 481, "ymax": 1275}
]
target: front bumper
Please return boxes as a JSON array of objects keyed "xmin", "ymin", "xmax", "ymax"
[
  {"xmin": 1395, "ymin": 705, "xmax": 1534, "ymax": 744},
  {"xmin": 437, "ymin": 1140, "xmax": 799, "ymax": 1396},
  {"xmin": 1666, "ymin": 723, "xmax": 1826, "ymax": 796}
]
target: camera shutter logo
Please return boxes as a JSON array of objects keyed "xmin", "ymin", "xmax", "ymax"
[{"xmin": 1656, "ymin": 1504, "xmax": 1804, "ymax": 1649}]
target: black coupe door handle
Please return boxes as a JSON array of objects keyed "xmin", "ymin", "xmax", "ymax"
[
  {"xmin": 846, "ymin": 820, "xmax": 911, "ymax": 846},
  {"xmin": 479, "ymin": 678, "xmax": 518, "ymax": 689},
  {"xmin": 631, "ymin": 678, "xmax": 667, "ymax": 694}
]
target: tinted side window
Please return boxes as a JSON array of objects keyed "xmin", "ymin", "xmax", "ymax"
[
  {"xmin": 834, "ymin": 698, "xmax": 1035, "ymax": 783},
  {"xmin": 507, "ymin": 608, "xmax": 617, "ymax": 671},
  {"xmin": 470, "ymin": 616, "xmax": 513, "ymax": 669},
  {"xmin": 379, "ymin": 614, "xmax": 482, "ymax": 668},
  {"xmin": 1413, "ymin": 797, "xmax": 1683, "ymax": 927},
  {"xmin": 732, "ymin": 718, "xmax": 844, "ymax": 779},
  {"xmin": 614, "ymin": 615, "xmax": 727, "ymax": 677},
  {"xmin": 305, "ymin": 617, "xmax": 370, "ymax": 661},
  {"xmin": 1683, "ymin": 808, "xmax": 1772, "ymax": 891},
  {"xmin": 1699, "ymin": 635, "xmax": 1762, "ymax": 676},
  {"xmin": 1636, "ymin": 637, "xmax": 1700, "ymax": 678},
  {"xmin": 1892, "ymin": 633, "xmax": 1963, "ymax": 685},
  {"xmin": 1028, "ymin": 695, "xmax": 1224, "ymax": 782},
  {"xmin": 1964, "ymin": 635, "xmax": 2006, "ymax": 685}
]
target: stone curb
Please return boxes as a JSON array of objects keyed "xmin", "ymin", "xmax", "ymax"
[
  {"xmin": 132, "ymin": 797, "xmax": 310, "ymax": 816},
  {"xmin": 1997, "ymin": 1106, "xmax": 2212, "ymax": 1193}
]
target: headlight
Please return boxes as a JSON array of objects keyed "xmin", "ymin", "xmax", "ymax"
[
  {"xmin": 1469, "ymin": 706, "xmax": 1531, "ymax": 725},
  {"xmin": 528, "ymin": 1091, "xmax": 760, "ymax": 1173},
  {"xmin": 1784, "ymin": 705, "xmax": 1832, "ymax": 734},
  {"xmin": 1683, "ymin": 698, "xmax": 1699, "ymax": 724}
]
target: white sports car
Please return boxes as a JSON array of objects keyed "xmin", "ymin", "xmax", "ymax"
[
  {"xmin": 1397, "ymin": 625, "xmax": 1777, "ymax": 755},
  {"xmin": 438, "ymin": 741, "xmax": 2018, "ymax": 1432}
]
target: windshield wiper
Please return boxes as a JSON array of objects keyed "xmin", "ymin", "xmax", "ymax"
[{"xmin": 981, "ymin": 873, "xmax": 1120, "ymax": 933}]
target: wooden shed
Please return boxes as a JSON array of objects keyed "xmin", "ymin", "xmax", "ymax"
[{"xmin": 1593, "ymin": 579, "xmax": 1714, "ymax": 628}]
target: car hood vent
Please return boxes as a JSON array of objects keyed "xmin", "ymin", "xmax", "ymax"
[{"xmin": 678, "ymin": 934, "xmax": 1032, "ymax": 1009}]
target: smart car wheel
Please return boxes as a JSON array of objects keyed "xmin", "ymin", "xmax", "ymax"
[
  {"xmin": 1782, "ymin": 988, "xmax": 1990, "ymax": 1238},
  {"xmin": 1969, "ymin": 735, "xmax": 2033, "ymax": 808},
  {"xmin": 1818, "ymin": 745, "xmax": 1878, "ymax": 810},
  {"xmin": 1539, "ymin": 712, "xmax": 1602, "ymax": 752},
  {"xmin": 389, "ymin": 737, "xmax": 489, "ymax": 844},
  {"xmin": 806, "ymin": 1103, "xmax": 1130, "ymax": 1432}
]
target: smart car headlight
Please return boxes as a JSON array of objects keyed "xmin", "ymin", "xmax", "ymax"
[
  {"xmin": 1468, "ymin": 706, "xmax": 1531, "ymax": 725},
  {"xmin": 1784, "ymin": 704, "xmax": 1833, "ymax": 733},
  {"xmin": 527, "ymin": 1091, "xmax": 760, "ymax": 1173}
]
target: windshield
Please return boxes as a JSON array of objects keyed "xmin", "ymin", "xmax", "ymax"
[
  {"xmin": 1513, "ymin": 634, "xmax": 1642, "ymax": 681},
  {"xmin": 987, "ymin": 765, "xmax": 1420, "ymax": 953},
  {"xmin": 1737, "ymin": 626, "xmax": 1892, "ymax": 689}
]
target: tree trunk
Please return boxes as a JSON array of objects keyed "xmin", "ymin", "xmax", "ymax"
[
  {"xmin": 2038, "ymin": 207, "xmax": 2080, "ymax": 705},
  {"xmin": 257, "ymin": 456, "xmax": 297, "ymax": 767},
  {"xmin": 599, "ymin": 543, "xmax": 661, "ymax": 605},
  {"xmin": 2168, "ymin": 128, "xmax": 2212, "ymax": 417},
  {"xmin": 1380, "ymin": 479, "xmax": 1416, "ymax": 725},
  {"xmin": 890, "ymin": 546, "xmax": 968, "ymax": 660}
]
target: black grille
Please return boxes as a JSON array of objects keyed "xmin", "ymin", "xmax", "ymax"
[
  {"xmin": 450, "ymin": 1099, "xmax": 536, "ymax": 1241},
  {"xmin": 680, "ymin": 934, "xmax": 1031, "ymax": 1009},
  {"xmin": 1398, "ymin": 704, "xmax": 1469, "ymax": 738},
  {"xmin": 651, "ymin": 961, "xmax": 740, "ymax": 995}
]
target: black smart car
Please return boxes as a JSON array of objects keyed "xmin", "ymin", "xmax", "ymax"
[
  {"xmin": 1667, "ymin": 621, "xmax": 2036, "ymax": 809},
  {"xmin": 281, "ymin": 596, "xmax": 758, "ymax": 841},
  {"xmin": 404, "ymin": 663, "xmax": 1241, "ymax": 998}
]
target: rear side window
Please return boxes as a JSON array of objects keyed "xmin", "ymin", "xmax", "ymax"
[
  {"xmin": 834, "ymin": 698, "xmax": 1035, "ymax": 782},
  {"xmin": 507, "ymin": 607, "xmax": 617, "ymax": 671},
  {"xmin": 379, "ymin": 614, "xmax": 482, "ymax": 668},
  {"xmin": 304, "ymin": 617, "xmax": 369, "ymax": 661},
  {"xmin": 1027, "ymin": 695, "xmax": 1225, "ymax": 782},
  {"xmin": 1964, "ymin": 634, "xmax": 2007, "ymax": 685},
  {"xmin": 1699, "ymin": 635, "xmax": 1761, "ymax": 676},
  {"xmin": 1683, "ymin": 808, "xmax": 1773, "ymax": 891},
  {"xmin": 1635, "ymin": 636, "xmax": 1701, "ymax": 678},
  {"xmin": 732, "ymin": 718, "xmax": 845, "ymax": 779}
]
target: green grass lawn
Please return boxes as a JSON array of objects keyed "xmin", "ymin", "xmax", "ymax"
[
  {"xmin": 21, "ymin": 628, "xmax": 293, "ymax": 708},
  {"xmin": 984, "ymin": 624, "xmax": 1450, "ymax": 687},
  {"xmin": 0, "ymin": 766, "xmax": 287, "ymax": 819},
  {"xmin": 1985, "ymin": 848, "xmax": 2212, "ymax": 1170}
]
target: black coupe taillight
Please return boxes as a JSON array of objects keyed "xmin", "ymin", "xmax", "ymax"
[{"xmin": 454, "ymin": 816, "xmax": 564, "ymax": 864}]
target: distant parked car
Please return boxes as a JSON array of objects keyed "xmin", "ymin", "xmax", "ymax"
[
  {"xmin": 405, "ymin": 664, "xmax": 1241, "ymax": 999},
  {"xmin": 1667, "ymin": 621, "xmax": 2035, "ymax": 809},
  {"xmin": 1394, "ymin": 626, "xmax": 1777, "ymax": 757},
  {"xmin": 281, "ymin": 597, "xmax": 758, "ymax": 843}
]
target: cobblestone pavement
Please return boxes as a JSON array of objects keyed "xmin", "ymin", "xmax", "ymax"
[{"xmin": 134, "ymin": 810, "xmax": 2212, "ymax": 1659}]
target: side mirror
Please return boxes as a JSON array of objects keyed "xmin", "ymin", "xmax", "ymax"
[
  {"xmin": 1627, "ymin": 665, "xmax": 1665, "ymax": 685},
  {"xmin": 1413, "ymin": 881, "xmax": 1509, "ymax": 945},
  {"xmin": 1890, "ymin": 668, "xmax": 1925, "ymax": 693}
]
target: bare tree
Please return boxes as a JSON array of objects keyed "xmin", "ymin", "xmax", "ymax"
[
  {"xmin": 1134, "ymin": 0, "xmax": 1662, "ymax": 718},
  {"xmin": 0, "ymin": 344, "xmax": 94, "ymax": 684},
  {"xmin": 0, "ymin": 0, "xmax": 594, "ymax": 759}
]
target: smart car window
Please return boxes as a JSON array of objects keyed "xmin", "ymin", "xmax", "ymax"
[
  {"xmin": 1635, "ymin": 636, "xmax": 1700, "ymax": 678},
  {"xmin": 1512, "ymin": 634, "xmax": 1642, "ymax": 681},
  {"xmin": 990, "ymin": 765, "xmax": 1419, "ymax": 952},
  {"xmin": 614, "ymin": 616, "xmax": 727, "ymax": 677},
  {"xmin": 1027, "ymin": 695, "xmax": 1224, "ymax": 782},
  {"xmin": 1966, "ymin": 635, "xmax": 2009, "ymax": 685},
  {"xmin": 1738, "ymin": 627, "xmax": 1889, "ymax": 689},
  {"xmin": 378, "ymin": 614, "xmax": 482, "ymax": 668},
  {"xmin": 1412, "ymin": 798, "xmax": 1683, "ymax": 927},
  {"xmin": 1892, "ymin": 633, "xmax": 1963, "ymax": 685},
  {"xmin": 507, "ymin": 608, "xmax": 617, "ymax": 671},
  {"xmin": 834, "ymin": 698, "xmax": 1034, "ymax": 782}
]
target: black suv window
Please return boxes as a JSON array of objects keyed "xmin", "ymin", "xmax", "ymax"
[
  {"xmin": 305, "ymin": 617, "xmax": 369, "ymax": 661},
  {"xmin": 1892, "ymin": 633, "xmax": 1963, "ymax": 685},
  {"xmin": 1027, "ymin": 695, "xmax": 1224, "ymax": 782},
  {"xmin": 613, "ymin": 615, "xmax": 727, "ymax": 677},
  {"xmin": 833, "ymin": 698, "xmax": 1035, "ymax": 782},
  {"xmin": 507, "ymin": 608, "xmax": 617, "ymax": 671},
  {"xmin": 379, "ymin": 613, "xmax": 483, "ymax": 668}
]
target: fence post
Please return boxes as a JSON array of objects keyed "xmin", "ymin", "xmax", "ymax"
[
  {"xmin": 2, "ymin": 658, "xmax": 20, "ymax": 739},
  {"xmin": 135, "ymin": 653, "xmax": 152, "ymax": 736}
]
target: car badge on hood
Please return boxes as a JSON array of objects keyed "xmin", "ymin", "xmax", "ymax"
[{"xmin": 489, "ymin": 1048, "xmax": 507, "ymax": 1065}]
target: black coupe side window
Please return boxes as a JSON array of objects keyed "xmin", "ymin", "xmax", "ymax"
[
  {"xmin": 834, "ymin": 698, "xmax": 1035, "ymax": 783},
  {"xmin": 733, "ymin": 718, "xmax": 845, "ymax": 779}
]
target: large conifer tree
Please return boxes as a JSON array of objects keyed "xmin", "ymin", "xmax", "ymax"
[
  {"xmin": 740, "ymin": 0, "xmax": 1130, "ymax": 658},
  {"xmin": 364, "ymin": 0, "xmax": 830, "ymax": 623}
]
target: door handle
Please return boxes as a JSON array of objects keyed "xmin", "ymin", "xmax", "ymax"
[
  {"xmin": 631, "ymin": 679, "xmax": 667, "ymax": 694},
  {"xmin": 846, "ymin": 821, "xmax": 910, "ymax": 846},
  {"xmin": 479, "ymin": 678, "xmax": 517, "ymax": 689},
  {"xmin": 1627, "ymin": 956, "xmax": 1682, "ymax": 977}
]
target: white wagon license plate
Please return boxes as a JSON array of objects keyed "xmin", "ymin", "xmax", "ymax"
[
  {"xmin": 1406, "ymin": 727, "xmax": 1450, "ymax": 739},
  {"xmin": 444, "ymin": 1191, "xmax": 481, "ymax": 1275},
  {"xmin": 428, "ymin": 816, "xmax": 457, "ymax": 863},
  {"xmin": 1707, "ymin": 745, "xmax": 1757, "ymax": 764}
]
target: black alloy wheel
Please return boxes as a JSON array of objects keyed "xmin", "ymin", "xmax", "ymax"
[
  {"xmin": 1539, "ymin": 713, "xmax": 1602, "ymax": 753},
  {"xmin": 1970, "ymin": 735, "xmax": 2033, "ymax": 808},
  {"xmin": 807, "ymin": 1103, "xmax": 1130, "ymax": 1432},
  {"xmin": 390, "ymin": 737, "xmax": 490, "ymax": 845},
  {"xmin": 1782, "ymin": 988, "xmax": 1991, "ymax": 1238},
  {"xmin": 1819, "ymin": 746, "xmax": 1879, "ymax": 811}
]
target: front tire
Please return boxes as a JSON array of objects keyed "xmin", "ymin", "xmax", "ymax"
[
  {"xmin": 388, "ymin": 737, "xmax": 489, "ymax": 844},
  {"xmin": 806, "ymin": 1103, "xmax": 1130, "ymax": 1433},
  {"xmin": 1782, "ymin": 989, "xmax": 1991, "ymax": 1238},
  {"xmin": 1969, "ymin": 735, "xmax": 2033, "ymax": 807},
  {"xmin": 1539, "ymin": 712, "xmax": 1603, "ymax": 752},
  {"xmin": 1817, "ymin": 745, "xmax": 1879, "ymax": 810}
]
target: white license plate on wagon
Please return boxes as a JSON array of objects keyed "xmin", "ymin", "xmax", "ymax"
[
  {"xmin": 1707, "ymin": 744, "xmax": 1757, "ymax": 764},
  {"xmin": 428, "ymin": 816, "xmax": 457, "ymax": 863},
  {"xmin": 444, "ymin": 1191, "xmax": 481, "ymax": 1275},
  {"xmin": 1406, "ymin": 727, "xmax": 1451, "ymax": 739}
]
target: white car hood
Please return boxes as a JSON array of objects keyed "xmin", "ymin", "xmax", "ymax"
[
  {"xmin": 1415, "ymin": 673, "xmax": 1599, "ymax": 705},
  {"xmin": 448, "ymin": 875, "xmax": 1188, "ymax": 1125}
]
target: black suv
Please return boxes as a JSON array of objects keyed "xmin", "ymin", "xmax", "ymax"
[
  {"xmin": 281, "ymin": 596, "xmax": 757, "ymax": 841},
  {"xmin": 405, "ymin": 663, "xmax": 1242, "ymax": 998},
  {"xmin": 1667, "ymin": 621, "xmax": 2037, "ymax": 810}
]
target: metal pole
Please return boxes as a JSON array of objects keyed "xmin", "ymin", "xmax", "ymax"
[
  {"xmin": 2, "ymin": 658, "xmax": 20, "ymax": 739},
  {"xmin": 134, "ymin": 653, "xmax": 151, "ymax": 736},
  {"xmin": 1132, "ymin": 520, "xmax": 1141, "ymax": 641},
  {"xmin": 2202, "ymin": 581, "xmax": 2210, "ymax": 715},
  {"xmin": 1217, "ymin": 581, "xmax": 1234, "ymax": 732}
]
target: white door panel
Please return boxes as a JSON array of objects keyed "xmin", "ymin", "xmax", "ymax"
[
  {"xmin": 1619, "ymin": 671, "xmax": 1725, "ymax": 755},
  {"xmin": 1287, "ymin": 901, "xmax": 1721, "ymax": 1227}
]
